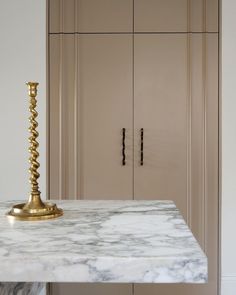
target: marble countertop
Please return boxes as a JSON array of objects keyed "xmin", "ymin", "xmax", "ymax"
[{"xmin": 0, "ymin": 200, "xmax": 207, "ymax": 283}]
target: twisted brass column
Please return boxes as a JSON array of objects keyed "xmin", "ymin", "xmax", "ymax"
[{"xmin": 6, "ymin": 82, "xmax": 63, "ymax": 221}]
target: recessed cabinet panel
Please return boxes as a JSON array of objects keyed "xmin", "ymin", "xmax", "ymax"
[
  {"xmin": 134, "ymin": 0, "xmax": 218, "ymax": 32},
  {"xmin": 134, "ymin": 34, "xmax": 188, "ymax": 218},
  {"xmin": 134, "ymin": 0, "xmax": 188, "ymax": 32},
  {"xmin": 49, "ymin": 0, "xmax": 133, "ymax": 33},
  {"xmin": 79, "ymin": 35, "xmax": 133, "ymax": 199},
  {"xmin": 77, "ymin": 0, "xmax": 133, "ymax": 32},
  {"xmin": 49, "ymin": 34, "xmax": 133, "ymax": 200}
]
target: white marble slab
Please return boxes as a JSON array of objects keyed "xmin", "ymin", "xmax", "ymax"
[
  {"xmin": 0, "ymin": 200, "xmax": 207, "ymax": 283},
  {"xmin": 0, "ymin": 282, "xmax": 44, "ymax": 295}
]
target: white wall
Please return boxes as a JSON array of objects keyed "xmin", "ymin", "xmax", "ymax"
[
  {"xmin": 221, "ymin": 0, "xmax": 236, "ymax": 294},
  {"xmin": 0, "ymin": 2, "xmax": 46, "ymax": 294},
  {"xmin": 0, "ymin": 0, "xmax": 46, "ymax": 201}
]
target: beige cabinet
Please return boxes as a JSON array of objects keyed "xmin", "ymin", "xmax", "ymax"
[
  {"xmin": 49, "ymin": 0, "xmax": 133, "ymax": 33},
  {"xmin": 134, "ymin": 34, "xmax": 188, "ymax": 215},
  {"xmin": 49, "ymin": 0, "xmax": 218, "ymax": 33},
  {"xmin": 50, "ymin": 283, "xmax": 132, "ymax": 295},
  {"xmin": 48, "ymin": 1, "xmax": 219, "ymax": 295},
  {"xmin": 134, "ymin": 0, "xmax": 218, "ymax": 32},
  {"xmin": 49, "ymin": 34, "xmax": 133, "ymax": 199},
  {"xmin": 133, "ymin": 34, "xmax": 219, "ymax": 295}
]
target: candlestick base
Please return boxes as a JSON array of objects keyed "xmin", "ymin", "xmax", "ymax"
[{"xmin": 6, "ymin": 202, "xmax": 63, "ymax": 221}]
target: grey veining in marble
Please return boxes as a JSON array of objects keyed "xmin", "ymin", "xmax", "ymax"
[
  {"xmin": 0, "ymin": 200, "xmax": 207, "ymax": 283},
  {"xmin": 0, "ymin": 282, "xmax": 44, "ymax": 295}
]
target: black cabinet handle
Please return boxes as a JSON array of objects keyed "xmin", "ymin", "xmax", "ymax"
[
  {"xmin": 140, "ymin": 128, "xmax": 144, "ymax": 166},
  {"xmin": 122, "ymin": 128, "xmax": 126, "ymax": 166}
]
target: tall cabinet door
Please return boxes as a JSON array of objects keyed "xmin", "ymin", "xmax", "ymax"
[
  {"xmin": 49, "ymin": 34, "xmax": 133, "ymax": 200},
  {"xmin": 134, "ymin": 34, "xmax": 188, "ymax": 214},
  {"xmin": 49, "ymin": 34, "xmax": 133, "ymax": 295},
  {"xmin": 134, "ymin": 34, "xmax": 219, "ymax": 295},
  {"xmin": 77, "ymin": 34, "xmax": 133, "ymax": 199}
]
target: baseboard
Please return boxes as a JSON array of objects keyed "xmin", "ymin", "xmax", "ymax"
[{"xmin": 221, "ymin": 275, "xmax": 236, "ymax": 295}]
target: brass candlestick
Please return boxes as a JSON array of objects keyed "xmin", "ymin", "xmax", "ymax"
[{"xmin": 7, "ymin": 82, "xmax": 63, "ymax": 221}]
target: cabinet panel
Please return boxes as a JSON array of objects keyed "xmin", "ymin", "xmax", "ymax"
[
  {"xmin": 134, "ymin": 0, "xmax": 188, "ymax": 32},
  {"xmin": 49, "ymin": 35, "xmax": 77, "ymax": 199},
  {"xmin": 134, "ymin": 34, "xmax": 188, "ymax": 218},
  {"xmin": 49, "ymin": 0, "xmax": 133, "ymax": 33},
  {"xmin": 206, "ymin": 0, "xmax": 219, "ymax": 32},
  {"xmin": 51, "ymin": 283, "xmax": 132, "ymax": 295},
  {"xmin": 79, "ymin": 34, "xmax": 133, "ymax": 199},
  {"xmin": 134, "ymin": 0, "xmax": 218, "ymax": 32},
  {"xmin": 49, "ymin": 34, "xmax": 133, "ymax": 199},
  {"xmin": 134, "ymin": 33, "xmax": 219, "ymax": 295},
  {"xmin": 49, "ymin": 33, "xmax": 133, "ymax": 295},
  {"xmin": 77, "ymin": 0, "xmax": 133, "ymax": 32}
]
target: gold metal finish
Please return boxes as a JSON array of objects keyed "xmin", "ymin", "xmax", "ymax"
[{"xmin": 6, "ymin": 82, "xmax": 63, "ymax": 221}]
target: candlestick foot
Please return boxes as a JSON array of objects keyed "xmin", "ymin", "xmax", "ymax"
[{"xmin": 6, "ymin": 202, "xmax": 63, "ymax": 221}]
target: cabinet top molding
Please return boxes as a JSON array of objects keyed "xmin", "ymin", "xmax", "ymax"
[{"xmin": 0, "ymin": 200, "xmax": 207, "ymax": 283}]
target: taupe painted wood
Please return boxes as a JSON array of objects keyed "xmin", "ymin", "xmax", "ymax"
[
  {"xmin": 49, "ymin": 0, "xmax": 218, "ymax": 33},
  {"xmin": 50, "ymin": 284, "xmax": 131, "ymax": 295},
  {"xmin": 49, "ymin": 33, "xmax": 133, "ymax": 295},
  {"xmin": 76, "ymin": 34, "xmax": 133, "ymax": 199},
  {"xmin": 49, "ymin": 35, "xmax": 78, "ymax": 199},
  {"xmin": 49, "ymin": 34, "xmax": 133, "ymax": 200},
  {"xmin": 134, "ymin": 33, "xmax": 218, "ymax": 295},
  {"xmin": 134, "ymin": 34, "xmax": 188, "ymax": 218},
  {"xmin": 134, "ymin": 0, "xmax": 218, "ymax": 32},
  {"xmin": 49, "ymin": 0, "xmax": 133, "ymax": 33},
  {"xmin": 135, "ymin": 0, "xmax": 188, "ymax": 32}
]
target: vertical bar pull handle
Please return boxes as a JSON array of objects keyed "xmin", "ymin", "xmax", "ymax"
[
  {"xmin": 122, "ymin": 128, "xmax": 126, "ymax": 166},
  {"xmin": 140, "ymin": 128, "xmax": 144, "ymax": 166}
]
